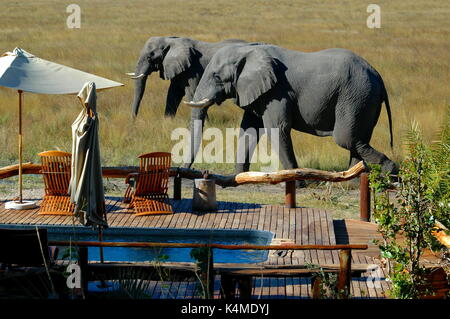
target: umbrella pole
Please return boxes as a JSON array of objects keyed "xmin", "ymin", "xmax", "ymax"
[
  {"xmin": 18, "ymin": 90, "xmax": 23, "ymax": 203},
  {"xmin": 98, "ymin": 227, "xmax": 104, "ymax": 263},
  {"xmin": 5, "ymin": 90, "xmax": 36, "ymax": 210}
]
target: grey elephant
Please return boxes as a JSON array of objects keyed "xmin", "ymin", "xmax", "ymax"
[
  {"xmin": 129, "ymin": 36, "xmax": 264, "ymax": 172},
  {"xmin": 185, "ymin": 44, "xmax": 398, "ymax": 174}
]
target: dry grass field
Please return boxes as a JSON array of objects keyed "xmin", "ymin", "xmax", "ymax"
[
  {"xmin": 0, "ymin": 0, "xmax": 448, "ymax": 171},
  {"xmin": 0, "ymin": 0, "xmax": 448, "ymax": 218},
  {"xmin": 0, "ymin": 0, "xmax": 448, "ymax": 172}
]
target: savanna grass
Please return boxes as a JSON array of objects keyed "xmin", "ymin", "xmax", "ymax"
[{"xmin": 0, "ymin": 0, "xmax": 448, "ymax": 174}]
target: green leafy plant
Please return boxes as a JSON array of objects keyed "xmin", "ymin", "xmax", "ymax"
[
  {"xmin": 190, "ymin": 247, "xmax": 214, "ymax": 299},
  {"xmin": 369, "ymin": 116, "xmax": 450, "ymax": 299},
  {"xmin": 306, "ymin": 263, "xmax": 350, "ymax": 299}
]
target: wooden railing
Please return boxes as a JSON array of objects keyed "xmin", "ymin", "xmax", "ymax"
[
  {"xmin": 49, "ymin": 240, "xmax": 368, "ymax": 299},
  {"xmin": 0, "ymin": 161, "xmax": 371, "ymax": 221}
]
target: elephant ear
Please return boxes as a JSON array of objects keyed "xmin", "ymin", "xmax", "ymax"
[
  {"xmin": 235, "ymin": 49, "xmax": 278, "ymax": 107},
  {"xmin": 161, "ymin": 45, "xmax": 195, "ymax": 80}
]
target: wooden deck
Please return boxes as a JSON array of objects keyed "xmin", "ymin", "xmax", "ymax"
[{"xmin": 0, "ymin": 196, "xmax": 389, "ymax": 298}]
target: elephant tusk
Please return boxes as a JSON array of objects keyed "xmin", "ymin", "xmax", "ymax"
[
  {"xmin": 130, "ymin": 73, "xmax": 145, "ymax": 79},
  {"xmin": 183, "ymin": 99, "xmax": 213, "ymax": 108},
  {"xmin": 126, "ymin": 72, "xmax": 136, "ymax": 76}
]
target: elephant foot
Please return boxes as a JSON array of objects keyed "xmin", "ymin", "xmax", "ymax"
[{"xmin": 381, "ymin": 159, "xmax": 399, "ymax": 176}]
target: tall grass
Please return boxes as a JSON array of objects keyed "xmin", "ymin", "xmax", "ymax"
[{"xmin": 0, "ymin": 0, "xmax": 448, "ymax": 173}]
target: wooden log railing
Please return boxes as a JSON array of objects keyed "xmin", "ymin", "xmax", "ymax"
[
  {"xmin": 49, "ymin": 240, "xmax": 368, "ymax": 299},
  {"xmin": 1, "ymin": 161, "xmax": 370, "ymax": 220}
]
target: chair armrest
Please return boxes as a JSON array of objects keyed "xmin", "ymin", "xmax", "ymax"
[{"xmin": 125, "ymin": 172, "xmax": 139, "ymax": 185}]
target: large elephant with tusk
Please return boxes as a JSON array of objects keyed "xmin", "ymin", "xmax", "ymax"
[
  {"xmin": 185, "ymin": 44, "xmax": 398, "ymax": 175},
  {"xmin": 129, "ymin": 36, "xmax": 265, "ymax": 172}
]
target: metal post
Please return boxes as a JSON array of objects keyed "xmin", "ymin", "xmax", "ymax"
[
  {"xmin": 174, "ymin": 172, "xmax": 181, "ymax": 200},
  {"xmin": 285, "ymin": 180, "xmax": 296, "ymax": 208},
  {"xmin": 98, "ymin": 228, "xmax": 104, "ymax": 264},
  {"xmin": 18, "ymin": 90, "xmax": 23, "ymax": 203},
  {"xmin": 207, "ymin": 247, "xmax": 214, "ymax": 299},
  {"xmin": 359, "ymin": 173, "xmax": 370, "ymax": 222}
]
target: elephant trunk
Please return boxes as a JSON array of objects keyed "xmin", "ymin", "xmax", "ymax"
[
  {"xmin": 184, "ymin": 107, "xmax": 210, "ymax": 168},
  {"xmin": 131, "ymin": 75, "xmax": 149, "ymax": 118}
]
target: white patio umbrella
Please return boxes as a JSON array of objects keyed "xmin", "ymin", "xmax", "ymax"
[
  {"xmin": 69, "ymin": 81, "xmax": 108, "ymax": 229},
  {"xmin": 0, "ymin": 48, "xmax": 123, "ymax": 209}
]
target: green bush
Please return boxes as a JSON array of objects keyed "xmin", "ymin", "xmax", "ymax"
[{"xmin": 369, "ymin": 112, "xmax": 449, "ymax": 299}]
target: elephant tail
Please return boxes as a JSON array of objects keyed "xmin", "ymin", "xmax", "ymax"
[{"xmin": 382, "ymin": 83, "xmax": 394, "ymax": 148}]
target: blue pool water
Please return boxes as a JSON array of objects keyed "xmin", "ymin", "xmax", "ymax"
[{"xmin": 42, "ymin": 227, "xmax": 273, "ymax": 264}]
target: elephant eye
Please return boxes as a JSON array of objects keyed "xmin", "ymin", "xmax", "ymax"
[{"xmin": 213, "ymin": 74, "xmax": 221, "ymax": 82}]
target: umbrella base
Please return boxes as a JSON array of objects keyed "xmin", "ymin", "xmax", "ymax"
[{"xmin": 5, "ymin": 200, "xmax": 37, "ymax": 210}]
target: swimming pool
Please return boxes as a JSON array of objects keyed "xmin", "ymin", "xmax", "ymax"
[{"xmin": 2, "ymin": 225, "xmax": 274, "ymax": 264}]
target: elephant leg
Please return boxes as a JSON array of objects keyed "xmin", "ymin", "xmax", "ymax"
[
  {"xmin": 348, "ymin": 150, "xmax": 362, "ymax": 168},
  {"xmin": 354, "ymin": 142, "xmax": 398, "ymax": 174},
  {"xmin": 333, "ymin": 95, "xmax": 398, "ymax": 174},
  {"xmin": 262, "ymin": 117, "xmax": 298, "ymax": 170},
  {"xmin": 184, "ymin": 106, "xmax": 210, "ymax": 168},
  {"xmin": 263, "ymin": 97, "xmax": 306, "ymax": 188},
  {"xmin": 333, "ymin": 120, "xmax": 398, "ymax": 175},
  {"xmin": 235, "ymin": 111, "xmax": 264, "ymax": 173},
  {"xmin": 165, "ymin": 80, "xmax": 186, "ymax": 117},
  {"xmin": 277, "ymin": 126, "xmax": 307, "ymax": 188},
  {"xmin": 278, "ymin": 128, "xmax": 298, "ymax": 170}
]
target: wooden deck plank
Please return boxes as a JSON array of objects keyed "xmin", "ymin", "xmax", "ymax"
[
  {"xmin": 238, "ymin": 203, "xmax": 248, "ymax": 231},
  {"xmin": 250, "ymin": 203, "xmax": 259, "ymax": 230},
  {"xmin": 319, "ymin": 209, "xmax": 334, "ymax": 266},
  {"xmin": 0, "ymin": 195, "xmax": 391, "ymax": 299},
  {"xmin": 256, "ymin": 205, "xmax": 265, "ymax": 231},
  {"xmin": 213, "ymin": 202, "xmax": 227, "ymax": 230},
  {"xmin": 230, "ymin": 202, "xmax": 242, "ymax": 230},
  {"xmin": 215, "ymin": 202, "xmax": 226, "ymax": 229},
  {"xmin": 306, "ymin": 208, "xmax": 318, "ymax": 265},
  {"xmin": 223, "ymin": 202, "xmax": 235, "ymax": 230}
]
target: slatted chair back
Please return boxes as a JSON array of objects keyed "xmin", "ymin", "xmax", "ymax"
[
  {"xmin": 38, "ymin": 151, "xmax": 72, "ymax": 196},
  {"xmin": 135, "ymin": 152, "xmax": 171, "ymax": 196}
]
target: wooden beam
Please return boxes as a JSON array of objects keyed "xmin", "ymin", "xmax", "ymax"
[
  {"xmin": 285, "ymin": 181, "xmax": 296, "ymax": 208},
  {"xmin": 0, "ymin": 162, "xmax": 41, "ymax": 179},
  {"xmin": 1, "ymin": 161, "xmax": 366, "ymax": 188},
  {"xmin": 359, "ymin": 173, "xmax": 371, "ymax": 222},
  {"xmin": 337, "ymin": 249, "xmax": 352, "ymax": 299},
  {"xmin": 48, "ymin": 240, "xmax": 368, "ymax": 251},
  {"xmin": 235, "ymin": 161, "xmax": 366, "ymax": 185},
  {"xmin": 85, "ymin": 262, "xmax": 368, "ymax": 282}
]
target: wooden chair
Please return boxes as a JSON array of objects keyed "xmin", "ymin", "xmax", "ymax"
[
  {"xmin": 124, "ymin": 152, "xmax": 173, "ymax": 216},
  {"xmin": 38, "ymin": 150, "xmax": 75, "ymax": 215}
]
